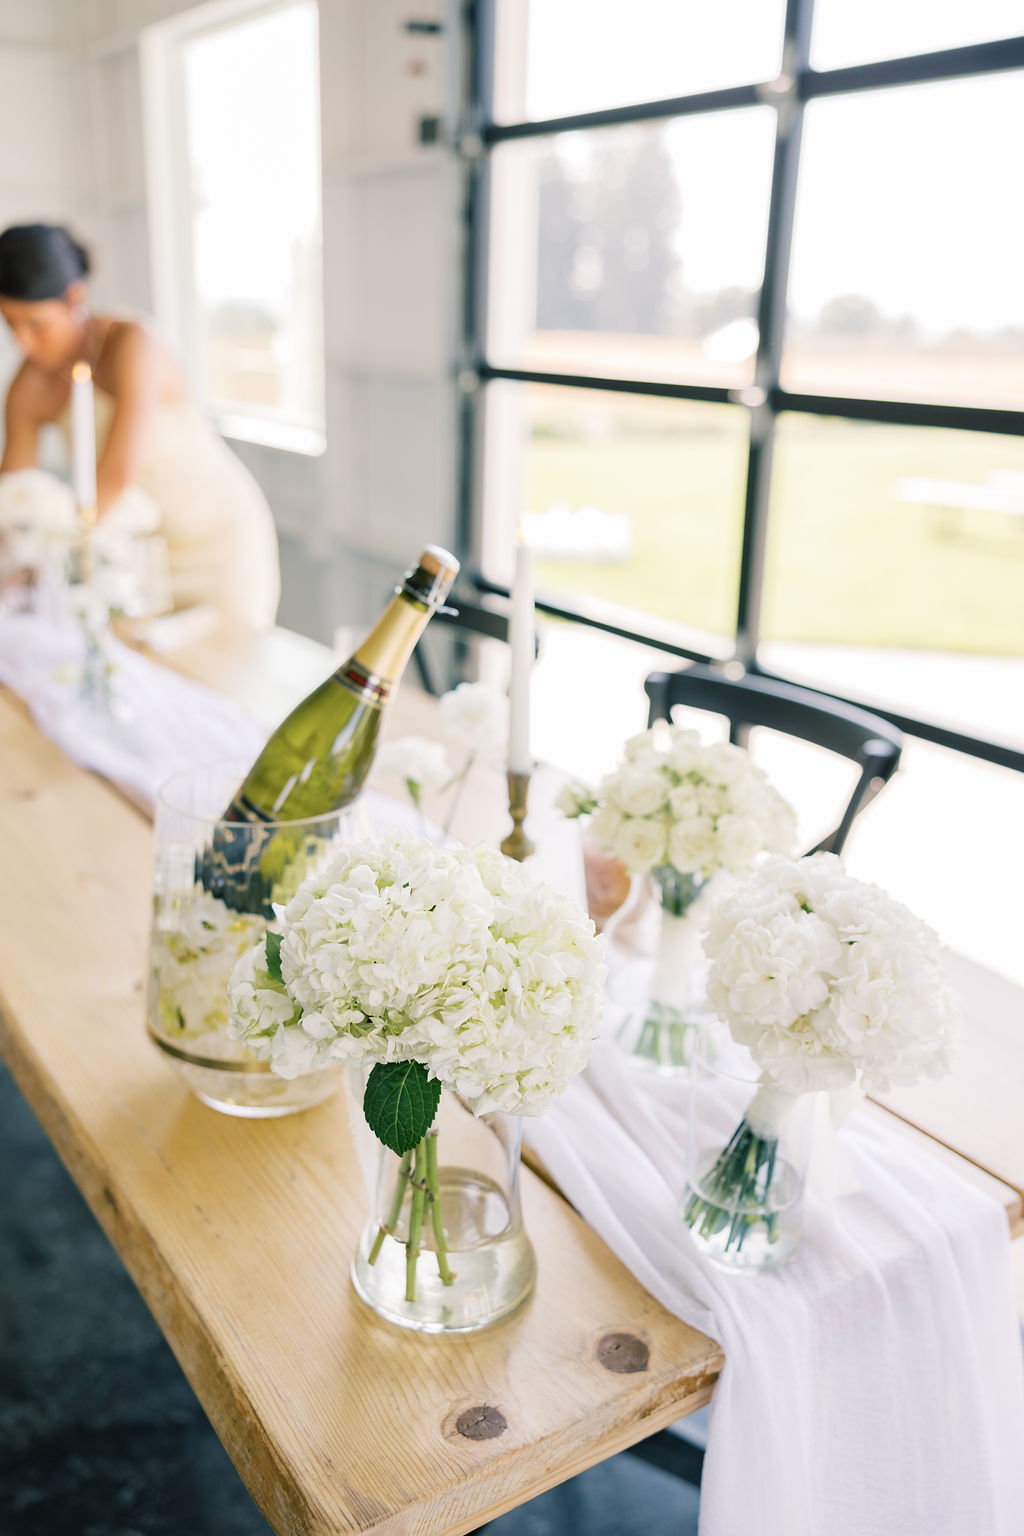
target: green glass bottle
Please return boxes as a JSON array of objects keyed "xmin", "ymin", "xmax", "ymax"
[{"xmin": 199, "ymin": 545, "xmax": 460, "ymax": 911}]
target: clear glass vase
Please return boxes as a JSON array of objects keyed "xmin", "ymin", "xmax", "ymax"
[
  {"xmin": 350, "ymin": 1081, "xmax": 536, "ymax": 1333},
  {"xmin": 611, "ymin": 867, "xmax": 711, "ymax": 1072},
  {"xmin": 147, "ymin": 761, "xmax": 369, "ymax": 1117},
  {"xmin": 682, "ymin": 1023, "xmax": 810, "ymax": 1272}
]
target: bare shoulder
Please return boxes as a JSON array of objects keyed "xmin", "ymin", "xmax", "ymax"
[
  {"xmin": 5, "ymin": 360, "xmax": 67, "ymax": 423},
  {"xmin": 100, "ymin": 317, "xmax": 187, "ymax": 402}
]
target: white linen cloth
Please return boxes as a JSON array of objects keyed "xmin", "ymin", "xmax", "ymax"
[
  {"xmin": 0, "ymin": 612, "xmax": 266, "ymax": 811},
  {"xmin": 4, "ymin": 609, "xmax": 1023, "ymax": 1534},
  {"xmin": 0, "ymin": 613, "xmax": 435, "ymax": 837},
  {"xmin": 526, "ymin": 1041, "xmax": 1024, "ymax": 1536}
]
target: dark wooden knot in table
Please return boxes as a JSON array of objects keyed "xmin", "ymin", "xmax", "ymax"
[
  {"xmin": 597, "ymin": 1332, "xmax": 650, "ymax": 1373},
  {"xmin": 456, "ymin": 1405, "xmax": 508, "ymax": 1441}
]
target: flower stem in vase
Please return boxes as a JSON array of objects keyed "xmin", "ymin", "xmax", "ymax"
[
  {"xmin": 405, "ymin": 1145, "xmax": 427, "ymax": 1302},
  {"xmin": 367, "ymin": 1147, "xmax": 413, "ymax": 1265},
  {"xmin": 683, "ymin": 1081, "xmax": 805, "ymax": 1270},
  {"xmin": 424, "ymin": 1130, "xmax": 455, "ymax": 1285},
  {"xmin": 368, "ymin": 1133, "xmax": 455, "ymax": 1303}
]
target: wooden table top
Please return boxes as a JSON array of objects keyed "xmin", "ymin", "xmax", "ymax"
[
  {"xmin": 0, "ymin": 636, "xmax": 723, "ymax": 1536},
  {"xmin": 1, "ymin": 618, "xmax": 1020, "ymax": 1535},
  {"xmin": 161, "ymin": 624, "xmax": 1024, "ymax": 1233}
]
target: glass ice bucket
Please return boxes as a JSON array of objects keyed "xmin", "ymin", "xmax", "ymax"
[{"xmin": 147, "ymin": 761, "xmax": 369, "ymax": 1117}]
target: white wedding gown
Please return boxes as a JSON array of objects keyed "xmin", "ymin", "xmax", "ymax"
[{"xmin": 60, "ymin": 386, "xmax": 281, "ymax": 630}]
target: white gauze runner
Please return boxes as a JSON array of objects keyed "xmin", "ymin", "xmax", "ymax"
[
  {"xmin": 0, "ymin": 613, "xmax": 422, "ymax": 835},
  {"xmin": 525, "ymin": 1040, "xmax": 1024, "ymax": 1536},
  {"xmin": 0, "ymin": 612, "xmax": 266, "ymax": 810}
]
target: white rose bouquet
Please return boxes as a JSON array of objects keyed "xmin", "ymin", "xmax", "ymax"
[
  {"xmin": 560, "ymin": 725, "xmax": 796, "ymax": 1068},
  {"xmin": 0, "ymin": 469, "xmax": 78, "ymax": 604},
  {"xmin": 374, "ymin": 680, "xmax": 509, "ymax": 839},
  {"xmin": 228, "ymin": 829, "xmax": 605, "ymax": 1301},
  {"xmin": 684, "ymin": 853, "xmax": 959, "ymax": 1262},
  {"xmin": 0, "ymin": 468, "xmax": 78, "ymax": 541}
]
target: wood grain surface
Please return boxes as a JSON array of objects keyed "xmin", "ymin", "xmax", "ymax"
[{"xmin": 0, "ymin": 685, "xmax": 722, "ymax": 1536}]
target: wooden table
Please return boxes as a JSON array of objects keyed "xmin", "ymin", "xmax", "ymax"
[
  {"xmin": 1, "ymin": 621, "xmax": 1020, "ymax": 1534},
  {"xmin": 161, "ymin": 624, "xmax": 1024, "ymax": 1236},
  {"xmin": 0, "ymin": 636, "xmax": 723, "ymax": 1536}
]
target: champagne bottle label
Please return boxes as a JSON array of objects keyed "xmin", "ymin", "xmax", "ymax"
[
  {"xmin": 335, "ymin": 660, "xmax": 391, "ymax": 707},
  {"xmin": 222, "ymin": 791, "xmax": 276, "ymax": 826}
]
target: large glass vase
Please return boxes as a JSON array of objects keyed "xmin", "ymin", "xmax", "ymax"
[{"xmin": 147, "ymin": 761, "xmax": 369, "ymax": 1117}]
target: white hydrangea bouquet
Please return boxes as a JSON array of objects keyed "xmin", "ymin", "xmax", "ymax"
[
  {"xmin": 228, "ymin": 829, "xmax": 605, "ymax": 1310},
  {"xmin": 0, "ymin": 469, "xmax": 78, "ymax": 608},
  {"xmin": 374, "ymin": 680, "xmax": 509, "ymax": 839},
  {"xmin": 559, "ymin": 725, "xmax": 796, "ymax": 1069},
  {"xmin": 683, "ymin": 853, "xmax": 959, "ymax": 1266}
]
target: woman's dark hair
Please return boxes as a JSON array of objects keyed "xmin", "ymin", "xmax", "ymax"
[{"xmin": 0, "ymin": 224, "xmax": 90, "ymax": 302}]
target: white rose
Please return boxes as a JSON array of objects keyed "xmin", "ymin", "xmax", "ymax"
[
  {"xmin": 668, "ymin": 815, "xmax": 716, "ymax": 873},
  {"xmin": 713, "ymin": 813, "xmax": 763, "ymax": 870},
  {"xmin": 614, "ymin": 816, "xmax": 668, "ymax": 874},
  {"xmin": 0, "ymin": 468, "xmax": 77, "ymax": 536},
  {"xmin": 608, "ymin": 765, "xmax": 669, "ymax": 817},
  {"xmin": 556, "ymin": 780, "xmax": 596, "ymax": 818},
  {"xmin": 589, "ymin": 802, "xmax": 624, "ymax": 848}
]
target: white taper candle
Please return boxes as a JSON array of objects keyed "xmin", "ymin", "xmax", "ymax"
[
  {"xmin": 70, "ymin": 361, "xmax": 97, "ymax": 520},
  {"xmin": 507, "ymin": 529, "xmax": 534, "ymax": 774}
]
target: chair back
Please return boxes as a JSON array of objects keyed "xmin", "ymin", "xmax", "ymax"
[
  {"xmin": 644, "ymin": 662, "xmax": 903, "ymax": 855},
  {"xmin": 412, "ymin": 589, "xmax": 538, "ymax": 696}
]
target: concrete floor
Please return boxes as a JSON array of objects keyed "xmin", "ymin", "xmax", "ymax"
[{"xmin": 0, "ymin": 1063, "xmax": 701, "ymax": 1535}]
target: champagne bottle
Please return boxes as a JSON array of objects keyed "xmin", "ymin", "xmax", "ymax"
[{"xmin": 199, "ymin": 545, "xmax": 460, "ymax": 912}]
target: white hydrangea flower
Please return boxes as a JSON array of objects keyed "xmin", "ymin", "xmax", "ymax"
[
  {"xmin": 704, "ymin": 853, "xmax": 959, "ymax": 1095},
  {"xmin": 153, "ymin": 887, "xmax": 266, "ymax": 1039},
  {"xmin": 227, "ymin": 829, "xmax": 607, "ymax": 1114},
  {"xmin": 375, "ymin": 736, "xmax": 451, "ymax": 791},
  {"xmin": 438, "ymin": 680, "xmax": 509, "ymax": 752}
]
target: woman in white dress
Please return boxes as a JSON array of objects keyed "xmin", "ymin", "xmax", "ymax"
[{"xmin": 0, "ymin": 223, "xmax": 281, "ymax": 629}]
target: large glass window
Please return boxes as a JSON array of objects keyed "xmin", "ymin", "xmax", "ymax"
[
  {"xmin": 487, "ymin": 110, "xmax": 775, "ymax": 388},
  {"xmin": 784, "ymin": 76, "xmax": 1024, "ymax": 409},
  {"xmin": 492, "ymin": 0, "xmax": 786, "ymax": 122},
  {"xmin": 810, "ymin": 0, "xmax": 1024, "ymax": 70},
  {"xmin": 143, "ymin": 0, "xmax": 324, "ymax": 452},
  {"xmin": 473, "ymin": 2, "xmax": 1024, "ymax": 771}
]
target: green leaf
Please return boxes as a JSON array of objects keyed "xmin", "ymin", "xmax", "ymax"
[
  {"xmin": 363, "ymin": 1061, "xmax": 440, "ymax": 1154},
  {"xmin": 264, "ymin": 931, "xmax": 284, "ymax": 984}
]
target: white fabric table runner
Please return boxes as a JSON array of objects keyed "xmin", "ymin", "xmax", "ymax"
[
  {"xmin": 526, "ymin": 1043, "xmax": 1024, "ymax": 1536},
  {"xmin": 3, "ymin": 609, "xmax": 1023, "ymax": 1536}
]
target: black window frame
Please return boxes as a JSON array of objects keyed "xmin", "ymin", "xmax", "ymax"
[{"xmin": 453, "ymin": 0, "xmax": 1024, "ymax": 774}]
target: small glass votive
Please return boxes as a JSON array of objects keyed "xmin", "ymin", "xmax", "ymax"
[{"xmin": 147, "ymin": 761, "xmax": 370, "ymax": 1117}]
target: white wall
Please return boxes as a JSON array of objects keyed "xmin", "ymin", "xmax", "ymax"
[{"xmin": 0, "ymin": 0, "xmax": 464, "ymax": 640}]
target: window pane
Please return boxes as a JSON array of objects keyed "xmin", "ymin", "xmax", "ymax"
[
  {"xmin": 183, "ymin": 2, "xmax": 324, "ymax": 431},
  {"xmin": 482, "ymin": 382, "xmax": 748, "ymax": 645},
  {"xmin": 487, "ymin": 110, "xmax": 775, "ymax": 388},
  {"xmin": 783, "ymin": 76, "xmax": 1024, "ymax": 409},
  {"xmin": 493, "ymin": 0, "xmax": 785, "ymax": 122},
  {"xmin": 811, "ymin": 0, "xmax": 1024, "ymax": 71},
  {"xmin": 759, "ymin": 415, "xmax": 1024, "ymax": 746}
]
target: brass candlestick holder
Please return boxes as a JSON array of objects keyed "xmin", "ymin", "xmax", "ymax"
[{"xmin": 500, "ymin": 770, "xmax": 535, "ymax": 861}]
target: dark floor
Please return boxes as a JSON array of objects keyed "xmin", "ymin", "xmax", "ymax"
[{"xmin": 0, "ymin": 1063, "xmax": 701, "ymax": 1535}]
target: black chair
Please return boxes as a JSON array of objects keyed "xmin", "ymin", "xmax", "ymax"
[
  {"xmin": 644, "ymin": 662, "xmax": 904, "ymax": 856},
  {"xmin": 412, "ymin": 587, "xmax": 539, "ymax": 697}
]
